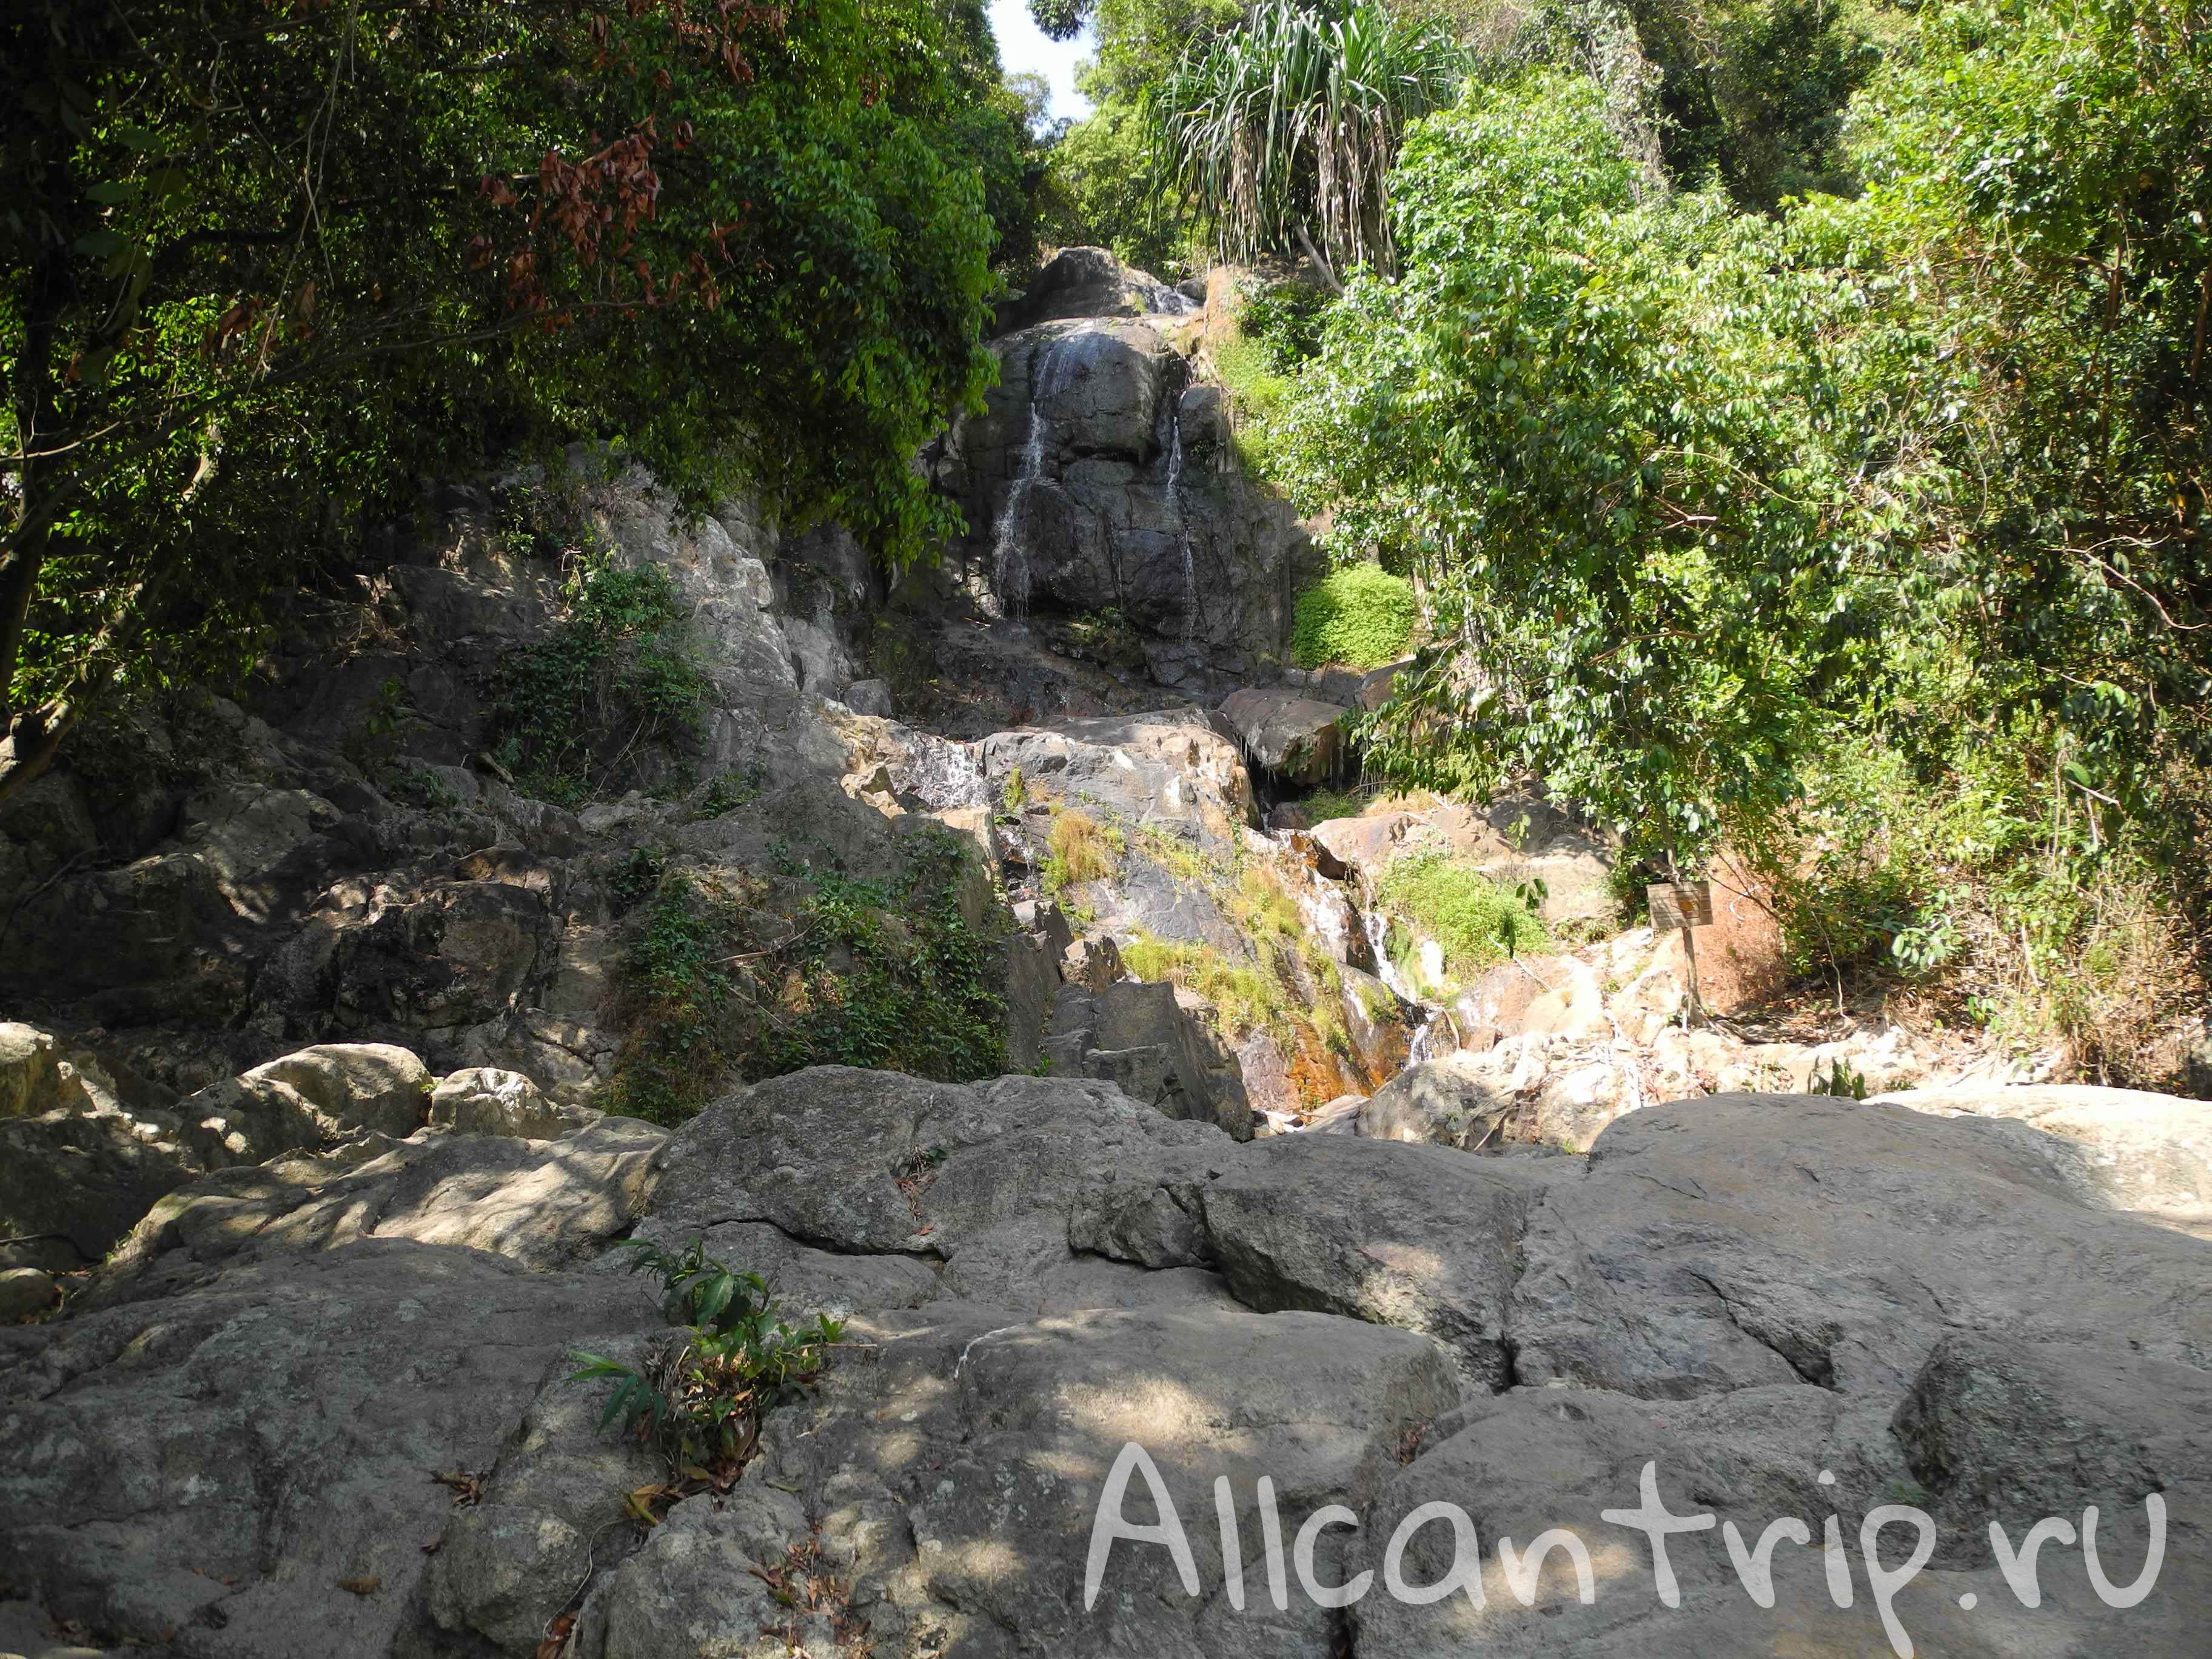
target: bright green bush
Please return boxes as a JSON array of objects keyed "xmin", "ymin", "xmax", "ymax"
[
  {"xmin": 1120, "ymin": 932, "xmax": 1290, "ymax": 1037},
  {"xmin": 1377, "ymin": 851, "xmax": 1549, "ymax": 979},
  {"xmin": 1290, "ymin": 563, "xmax": 1417, "ymax": 669}
]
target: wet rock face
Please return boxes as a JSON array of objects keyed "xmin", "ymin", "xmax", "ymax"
[
  {"xmin": 935, "ymin": 256, "xmax": 1322, "ymax": 684},
  {"xmin": 996, "ymin": 244, "xmax": 1199, "ymax": 330}
]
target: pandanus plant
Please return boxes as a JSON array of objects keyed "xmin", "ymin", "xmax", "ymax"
[{"xmin": 1146, "ymin": 0, "xmax": 1466, "ymax": 278}]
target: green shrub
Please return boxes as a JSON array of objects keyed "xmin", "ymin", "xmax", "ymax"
[
  {"xmin": 1240, "ymin": 281, "xmax": 1331, "ymax": 367},
  {"xmin": 604, "ymin": 873, "xmax": 750, "ymax": 1124},
  {"xmin": 1377, "ymin": 850, "xmax": 1549, "ymax": 980},
  {"xmin": 1059, "ymin": 607, "xmax": 1147, "ymax": 669},
  {"xmin": 489, "ymin": 560, "xmax": 706, "ymax": 806},
  {"xmin": 693, "ymin": 767, "xmax": 763, "ymax": 820},
  {"xmin": 754, "ymin": 828, "xmax": 1011, "ymax": 1084},
  {"xmin": 1212, "ymin": 328, "xmax": 1300, "ymax": 481},
  {"xmin": 1751, "ymin": 738, "xmax": 2207, "ymax": 1082},
  {"xmin": 606, "ymin": 831, "xmax": 1013, "ymax": 1123},
  {"xmin": 1290, "ymin": 564, "xmax": 1416, "ymax": 669},
  {"xmin": 1121, "ymin": 932, "xmax": 1290, "ymax": 1037},
  {"xmin": 609, "ymin": 845, "xmax": 670, "ymax": 911},
  {"xmin": 572, "ymin": 1237, "xmax": 845, "ymax": 1486},
  {"xmin": 1299, "ymin": 784, "xmax": 1372, "ymax": 823}
]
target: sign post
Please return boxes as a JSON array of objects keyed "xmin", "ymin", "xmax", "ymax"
[{"xmin": 1646, "ymin": 880, "xmax": 1714, "ymax": 1024}]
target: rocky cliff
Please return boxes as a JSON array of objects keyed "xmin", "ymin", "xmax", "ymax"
[
  {"xmin": 3, "ymin": 249, "xmax": 2210, "ymax": 1659},
  {"xmin": 930, "ymin": 248, "xmax": 1322, "ymax": 692}
]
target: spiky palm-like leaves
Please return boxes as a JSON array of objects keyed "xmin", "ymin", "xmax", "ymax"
[{"xmin": 1147, "ymin": 0, "xmax": 1466, "ymax": 275}]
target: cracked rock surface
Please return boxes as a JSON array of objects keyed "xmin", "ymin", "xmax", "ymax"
[{"xmin": 2, "ymin": 1078, "xmax": 2207, "ymax": 1657}]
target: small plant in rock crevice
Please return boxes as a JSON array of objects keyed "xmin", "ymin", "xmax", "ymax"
[
  {"xmin": 347, "ymin": 675, "xmax": 420, "ymax": 769},
  {"xmin": 571, "ymin": 1236, "xmax": 845, "ymax": 1493},
  {"xmin": 692, "ymin": 766, "xmax": 764, "ymax": 820},
  {"xmin": 608, "ymin": 845, "xmax": 669, "ymax": 910}
]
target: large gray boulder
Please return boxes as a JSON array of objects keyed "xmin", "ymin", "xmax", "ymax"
[
  {"xmin": 1218, "ymin": 688, "xmax": 1349, "ymax": 784},
  {"xmin": 0, "ymin": 1021, "xmax": 69, "ymax": 1119},
  {"xmin": 7, "ymin": 1068, "xmax": 2210, "ymax": 1658},
  {"xmin": 997, "ymin": 244, "xmax": 1198, "ymax": 329},
  {"xmin": 570, "ymin": 1302, "xmax": 1460, "ymax": 1659},
  {"xmin": 979, "ymin": 709, "xmax": 1255, "ymax": 846},
  {"xmin": 196, "ymin": 1042, "xmax": 434, "ymax": 1147},
  {"xmin": 1358, "ymin": 1050, "xmax": 1517, "ymax": 1148},
  {"xmin": 0, "ymin": 1037, "xmax": 436, "ymax": 1270},
  {"xmin": 1349, "ymin": 1374, "xmax": 2195, "ymax": 1658},
  {"xmin": 1871, "ymin": 1081, "xmax": 2212, "ymax": 1238},
  {"xmin": 0, "ymin": 1243, "xmax": 648, "ymax": 1656},
  {"xmin": 1198, "ymin": 1135, "xmax": 1544, "ymax": 1390},
  {"xmin": 95, "ymin": 1114, "xmax": 667, "ymax": 1303},
  {"xmin": 1510, "ymin": 1093, "xmax": 2210, "ymax": 1399},
  {"xmin": 636, "ymin": 1067, "xmax": 1247, "ymax": 1316},
  {"xmin": 427, "ymin": 1065, "xmax": 602, "ymax": 1139},
  {"xmin": 1044, "ymin": 979, "xmax": 1256, "ymax": 1140}
]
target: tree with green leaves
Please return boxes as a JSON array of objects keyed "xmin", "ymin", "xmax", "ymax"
[
  {"xmin": 1281, "ymin": 72, "xmax": 1862, "ymax": 862},
  {"xmin": 1278, "ymin": 0, "xmax": 2210, "ymax": 867},
  {"xmin": 1147, "ymin": 0, "xmax": 1467, "ymax": 275},
  {"xmin": 1, "ymin": 0, "xmax": 1024, "ymax": 804}
]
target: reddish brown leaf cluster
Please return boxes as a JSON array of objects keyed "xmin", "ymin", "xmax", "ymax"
[
  {"xmin": 748, "ymin": 1531, "xmax": 875, "ymax": 1655},
  {"xmin": 463, "ymin": 1, "xmax": 788, "ymax": 318},
  {"xmin": 534, "ymin": 1612, "xmax": 575, "ymax": 1659}
]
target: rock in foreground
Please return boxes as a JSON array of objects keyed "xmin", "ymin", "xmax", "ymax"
[{"xmin": 1, "ymin": 1079, "xmax": 2205, "ymax": 1657}]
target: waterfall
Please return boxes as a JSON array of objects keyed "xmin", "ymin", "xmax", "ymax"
[
  {"xmin": 1362, "ymin": 907, "xmax": 1421, "ymax": 1005},
  {"xmin": 1165, "ymin": 409, "xmax": 1195, "ymax": 649},
  {"xmin": 1362, "ymin": 904, "xmax": 1452, "ymax": 1066},
  {"xmin": 992, "ymin": 339, "xmax": 1068, "ymax": 623}
]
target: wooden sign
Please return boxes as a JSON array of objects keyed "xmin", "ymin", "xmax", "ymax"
[{"xmin": 1647, "ymin": 880, "xmax": 1714, "ymax": 931}]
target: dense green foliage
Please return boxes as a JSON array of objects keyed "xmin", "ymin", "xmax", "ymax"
[
  {"xmin": 755, "ymin": 831, "xmax": 1012, "ymax": 1081},
  {"xmin": 1280, "ymin": 7, "xmax": 2211, "ymax": 879},
  {"xmin": 1037, "ymin": 0, "xmax": 1249, "ymax": 268},
  {"xmin": 1, "ymin": 0, "xmax": 1036, "ymax": 801},
  {"xmin": 1620, "ymin": 0, "xmax": 1886, "ymax": 206},
  {"xmin": 1148, "ymin": 0, "xmax": 1467, "ymax": 273},
  {"xmin": 1038, "ymin": 98, "xmax": 1187, "ymax": 273},
  {"xmin": 1290, "ymin": 562, "xmax": 1418, "ymax": 667},
  {"xmin": 490, "ymin": 560, "xmax": 706, "ymax": 806},
  {"xmin": 608, "ymin": 827, "xmax": 1010, "ymax": 1124},
  {"xmin": 1239, "ymin": 0, "xmax": 2208, "ymax": 1062},
  {"xmin": 1284, "ymin": 72, "xmax": 1854, "ymax": 856},
  {"xmin": 1377, "ymin": 850, "xmax": 1550, "ymax": 979}
]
